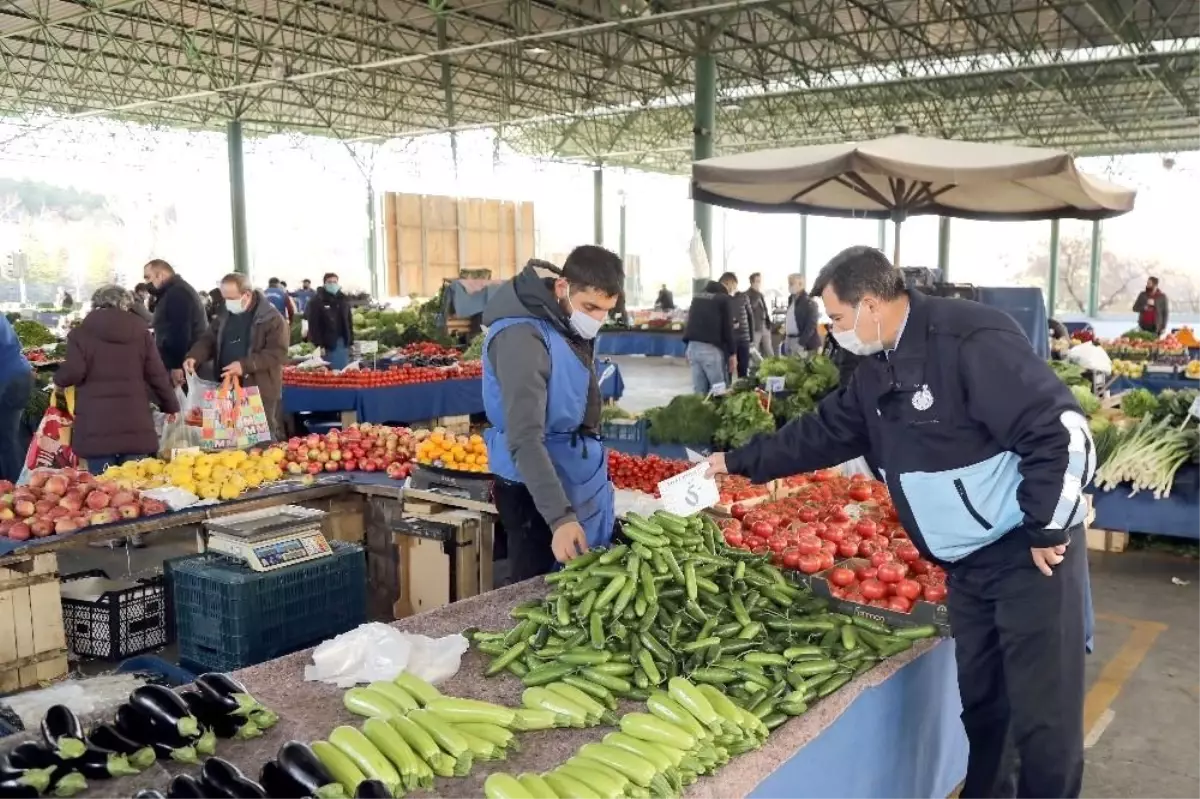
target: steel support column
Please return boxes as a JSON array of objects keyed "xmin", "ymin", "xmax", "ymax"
[
  {"xmin": 226, "ymin": 119, "xmax": 249, "ymax": 276},
  {"xmin": 618, "ymin": 192, "xmax": 627, "ymax": 264},
  {"xmin": 877, "ymin": 220, "xmax": 887, "ymax": 253},
  {"xmin": 436, "ymin": 14, "xmax": 458, "ymax": 170},
  {"xmin": 937, "ymin": 217, "xmax": 951, "ymax": 279},
  {"xmin": 1087, "ymin": 220, "xmax": 1103, "ymax": 317},
  {"xmin": 799, "ymin": 215, "xmax": 808, "ymax": 286},
  {"xmin": 366, "ymin": 184, "xmax": 378, "ymax": 297},
  {"xmin": 693, "ymin": 52, "xmax": 716, "ymax": 256},
  {"xmin": 1047, "ymin": 219, "xmax": 1060, "ymax": 314},
  {"xmin": 593, "ymin": 164, "xmax": 604, "ymax": 246}
]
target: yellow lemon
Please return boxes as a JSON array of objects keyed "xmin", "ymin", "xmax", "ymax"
[
  {"xmin": 263, "ymin": 464, "xmax": 282, "ymax": 481},
  {"xmin": 198, "ymin": 481, "xmax": 220, "ymax": 500},
  {"xmin": 176, "ymin": 478, "xmax": 197, "ymax": 495},
  {"xmin": 243, "ymin": 471, "xmax": 263, "ymax": 488},
  {"xmin": 219, "ymin": 482, "xmax": 241, "ymax": 501},
  {"xmin": 193, "ymin": 463, "xmax": 212, "ymax": 481}
]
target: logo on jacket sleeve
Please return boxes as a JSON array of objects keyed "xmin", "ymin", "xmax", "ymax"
[{"xmin": 912, "ymin": 384, "xmax": 934, "ymax": 411}]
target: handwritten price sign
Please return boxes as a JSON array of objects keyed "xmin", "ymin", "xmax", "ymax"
[{"xmin": 657, "ymin": 463, "xmax": 720, "ymax": 517}]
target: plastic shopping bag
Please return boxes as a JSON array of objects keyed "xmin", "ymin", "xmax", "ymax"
[
  {"xmin": 18, "ymin": 388, "xmax": 79, "ymax": 484},
  {"xmin": 183, "ymin": 371, "xmax": 219, "ymax": 428},
  {"xmin": 158, "ymin": 387, "xmax": 202, "ymax": 457}
]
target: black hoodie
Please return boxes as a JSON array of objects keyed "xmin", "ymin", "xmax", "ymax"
[
  {"xmin": 683, "ymin": 280, "xmax": 737, "ymax": 356},
  {"xmin": 482, "ymin": 263, "xmax": 601, "ymax": 533}
]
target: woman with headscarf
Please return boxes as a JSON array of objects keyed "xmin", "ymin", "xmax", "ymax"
[{"xmin": 54, "ymin": 285, "xmax": 180, "ymax": 476}]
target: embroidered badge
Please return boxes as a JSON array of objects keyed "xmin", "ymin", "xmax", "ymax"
[{"xmin": 912, "ymin": 384, "xmax": 934, "ymax": 411}]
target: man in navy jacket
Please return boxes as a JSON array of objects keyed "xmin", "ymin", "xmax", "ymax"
[{"xmin": 707, "ymin": 246, "xmax": 1093, "ymax": 798}]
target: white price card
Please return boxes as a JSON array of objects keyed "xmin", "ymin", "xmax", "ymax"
[
  {"xmin": 357, "ymin": 340, "xmax": 379, "ymax": 355},
  {"xmin": 657, "ymin": 462, "xmax": 720, "ymax": 517},
  {"xmin": 1190, "ymin": 396, "xmax": 1199, "ymax": 419},
  {"xmin": 709, "ymin": 382, "xmax": 728, "ymax": 396},
  {"xmin": 764, "ymin": 376, "xmax": 785, "ymax": 393}
]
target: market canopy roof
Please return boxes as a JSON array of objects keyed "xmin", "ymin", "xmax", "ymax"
[
  {"xmin": 0, "ymin": 0, "xmax": 1197, "ymax": 170},
  {"xmin": 690, "ymin": 133, "xmax": 1137, "ymax": 222}
]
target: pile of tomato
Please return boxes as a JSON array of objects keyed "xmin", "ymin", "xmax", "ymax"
[
  {"xmin": 283, "ymin": 361, "xmax": 483, "ymax": 388},
  {"xmin": 716, "ymin": 474, "xmax": 770, "ymax": 507},
  {"xmin": 607, "ymin": 452, "xmax": 690, "ymax": 496},
  {"xmin": 396, "ymin": 343, "xmax": 461, "ymax": 359},
  {"xmin": 714, "ymin": 471, "xmax": 948, "ymax": 613}
]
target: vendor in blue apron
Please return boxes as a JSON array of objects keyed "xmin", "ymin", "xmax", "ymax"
[{"xmin": 481, "ymin": 246, "xmax": 624, "ymax": 583}]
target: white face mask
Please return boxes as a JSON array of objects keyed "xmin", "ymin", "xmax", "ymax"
[
  {"xmin": 833, "ymin": 303, "xmax": 884, "ymax": 356},
  {"xmin": 565, "ymin": 293, "xmax": 604, "ymax": 340},
  {"xmin": 226, "ymin": 296, "xmax": 248, "ymax": 315}
]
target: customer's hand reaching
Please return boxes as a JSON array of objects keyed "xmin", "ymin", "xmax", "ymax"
[{"xmin": 552, "ymin": 521, "xmax": 589, "ymax": 563}]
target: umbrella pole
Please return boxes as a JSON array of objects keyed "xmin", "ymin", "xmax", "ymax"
[{"xmin": 892, "ymin": 220, "xmax": 902, "ymax": 266}]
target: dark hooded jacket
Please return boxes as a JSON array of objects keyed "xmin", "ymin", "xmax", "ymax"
[
  {"xmin": 482, "ymin": 263, "xmax": 601, "ymax": 532},
  {"xmin": 683, "ymin": 281, "xmax": 737, "ymax": 356},
  {"xmin": 150, "ymin": 274, "xmax": 207, "ymax": 370},
  {"xmin": 54, "ymin": 308, "xmax": 179, "ymax": 458}
]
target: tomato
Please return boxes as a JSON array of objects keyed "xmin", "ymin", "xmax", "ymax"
[
  {"xmin": 730, "ymin": 503, "xmax": 749, "ymax": 520},
  {"xmin": 820, "ymin": 539, "xmax": 838, "ymax": 556},
  {"xmin": 909, "ymin": 558, "xmax": 932, "ymax": 575},
  {"xmin": 751, "ymin": 544, "xmax": 769, "ymax": 556},
  {"xmin": 768, "ymin": 536, "xmax": 787, "ymax": 553},
  {"xmin": 797, "ymin": 508, "xmax": 818, "ymax": 523},
  {"xmin": 723, "ymin": 530, "xmax": 743, "ymax": 548},
  {"xmin": 837, "ymin": 539, "xmax": 859, "ymax": 559},
  {"xmin": 796, "ymin": 553, "xmax": 823, "ymax": 574},
  {"xmin": 817, "ymin": 551, "xmax": 835, "ymax": 572},
  {"xmin": 795, "ymin": 534, "xmax": 822, "ymax": 556},
  {"xmin": 860, "ymin": 578, "xmax": 887, "ymax": 600},
  {"xmin": 894, "ymin": 579, "xmax": 922, "ymax": 601},
  {"xmin": 844, "ymin": 591, "xmax": 864, "ymax": 605},
  {"xmin": 782, "ymin": 548, "xmax": 801, "ymax": 570},
  {"xmin": 828, "ymin": 567, "xmax": 856, "ymax": 588},
  {"xmin": 869, "ymin": 550, "xmax": 895, "ymax": 568},
  {"xmin": 821, "ymin": 524, "xmax": 846, "ymax": 544},
  {"xmin": 750, "ymin": 521, "xmax": 774, "ymax": 539},
  {"xmin": 858, "ymin": 539, "xmax": 881, "ymax": 557},
  {"xmin": 848, "ymin": 484, "xmax": 872, "ymax": 502},
  {"xmin": 854, "ymin": 565, "xmax": 878, "ymax": 582},
  {"xmin": 923, "ymin": 583, "xmax": 948, "ymax": 603},
  {"xmin": 886, "ymin": 596, "xmax": 912, "ymax": 613},
  {"xmin": 829, "ymin": 508, "xmax": 851, "ymax": 524},
  {"xmin": 894, "ymin": 543, "xmax": 921, "ymax": 563},
  {"xmin": 876, "ymin": 562, "xmax": 907, "ymax": 584},
  {"xmin": 855, "ymin": 519, "xmax": 877, "ymax": 537}
]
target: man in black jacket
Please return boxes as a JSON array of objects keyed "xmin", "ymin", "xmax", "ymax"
[
  {"xmin": 732, "ymin": 286, "xmax": 754, "ymax": 378},
  {"xmin": 707, "ymin": 246, "xmax": 1093, "ymax": 799},
  {"xmin": 783, "ymin": 273, "xmax": 822, "ymax": 355},
  {"xmin": 682, "ymin": 272, "xmax": 737, "ymax": 393},
  {"xmin": 745, "ymin": 272, "xmax": 773, "ymax": 358},
  {"xmin": 143, "ymin": 259, "xmax": 207, "ymax": 387},
  {"xmin": 305, "ymin": 272, "xmax": 353, "ymax": 369}
]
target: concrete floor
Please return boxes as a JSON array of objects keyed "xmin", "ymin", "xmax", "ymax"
[{"xmin": 44, "ymin": 354, "xmax": 1200, "ymax": 797}]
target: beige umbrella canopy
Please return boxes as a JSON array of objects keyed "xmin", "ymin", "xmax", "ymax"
[{"xmin": 691, "ymin": 134, "xmax": 1136, "ymax": 265}]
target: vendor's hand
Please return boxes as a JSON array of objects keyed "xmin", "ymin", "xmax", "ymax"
[
  {"xmin": 704, "ymin": 452, "xmax": 728, "ymax": 479},
  {"xmin": 170, "ymin": 368, "xmax": 185, "ymax": 387},
  {"xmin": 552, "ymin": 522, "xmax": 589, "ymax": 563},
  {"xmin": 1031, "ymin": 542, "xmax": 1068, "ymax": 576},
  {"xmin": 222, "ymin": 361, "xmax": 244, "ymax": 378},
  {"xmin": 182, "ymin": 358, "xmax": 196, "ymax": 375}
]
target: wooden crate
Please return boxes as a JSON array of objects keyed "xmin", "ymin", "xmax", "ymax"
[
  {"xmin": 1086, "ymin": 528, "xmax": 1129, "ymax": 553},
  {"xmin": 409, "ymin": 415, "xmax": 472, "ymax": 435},
  {"xmin": 299, "ymin": 493, "xmax": 366, "ymax": 544},
  {"xmin": 0, "ymin": 553, "xmax": 68, "ymax": 692},
  {"xmin": 383, "ymin": 193, "xmax": 536, "ymax": 297},
  {"xmin": 390, "ymin": 493, "xmax": 495, "ymax": 619}
]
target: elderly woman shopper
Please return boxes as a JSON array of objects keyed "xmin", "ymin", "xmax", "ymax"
[{"xmin": 54, "ymin": 285, "xmax": 179, "ymax": 476}]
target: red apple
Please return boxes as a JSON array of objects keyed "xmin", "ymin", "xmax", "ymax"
[
  {"xmin": 0, "ymin": 507, "xmax": 12, "ymax": 521},
  {"xmin": 28, "ymin": 470, "xmax": 51, "ymax": 489},
  {"xmin": 90, "ymin": 508, "xmax": 119, "ymax": 525},
  {"xmin": 110, "ymin": 491, "xmax": 137, "ymax": 508},
  {"xmin": 329, "ymin": 450, "xmax": 342, "ymax": 462},
  {"xmin": 140, "ymin": 499, "xmax": 168, "ymax": 515},
  {"xmin": 287, "ymin": 462, "xmax": 303, "ymax": 475},
  {"xmin": 306, "ymin": 462, "xmax": 321, "ymax": 475},
  {"xmin": 0, "ymin": 480, "xmax": 13, "ymax": 494},
  {"xmin": 117, "ymin": 503, "xmax": 140, "ymax": 519},
  {"xmin": 54, "ymin": 518, "xmax": 79, "ymax": 535},
  {"xmin": 43, "ymin": 475, "xmax": 68, "ymax": 496},
  {"xmin": 85, "ymin": 491, "xmax": 111, "ymax": 510},
  {"xmin": 323, "ymin": 461, "xmax": 339, "ymax": 472},
  {"xmin": 13, "ymin": 500, "xmax": 35, "ymax": 518},
  {"xmin": 8, "ymin": 522, "xmax": 31, "ymax": 540},
  {"xmin": 45, "ymin": 507, "xmax": 69, "ymax": 520},
  {"xmin": 342, "ymin": 459, "xmax": 357, "ymax": 471},
  {"xmin": 29, "ymin": 520, "xmax": 53, "ymax": 537}
]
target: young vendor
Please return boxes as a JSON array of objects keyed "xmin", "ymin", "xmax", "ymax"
[{"xmin": 482, "ymin": 246, "xmax": 624, "ymax": 583}]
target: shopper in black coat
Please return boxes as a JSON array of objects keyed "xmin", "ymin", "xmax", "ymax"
[
  {"xmin": 143, "ymin": 259, "xmax": 207, "ymax": 387},
  {"xmin": 305, "ymin": 272, "xmax": 354, "ymax": 369}
]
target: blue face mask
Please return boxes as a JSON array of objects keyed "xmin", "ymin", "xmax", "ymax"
[{"xmin": 324, "ymin": 283, "xmax": 340, "ymax": 294}]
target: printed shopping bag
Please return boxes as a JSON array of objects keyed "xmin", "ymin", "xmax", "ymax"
[
  {"xmin": 18, "ymin": 388, "xmax": 79, "ymax": 483},
  {"xmin": 199, "ymin": 376, "xmax": 273, "ymax": 450}
]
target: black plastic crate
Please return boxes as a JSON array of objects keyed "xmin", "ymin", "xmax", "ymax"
[
  {"xmin": 601, "ymin": 418, "xmax": 648, "ymax": 456},
  {"xmin": 60, "ymin": 570, "xmax": 170, "ymax": 660},
  {"xmin": 170, "ymin": 541, "xmax": 366, "ymax": 674}
]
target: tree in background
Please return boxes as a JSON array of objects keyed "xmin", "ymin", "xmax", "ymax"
[{"xmin": 1021, "ymin": 234, "xmax": 1200, "ymax": 316}]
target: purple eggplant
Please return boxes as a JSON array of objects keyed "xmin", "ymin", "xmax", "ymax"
[
  {"xmin": 88, "ymin": 723, "xmax": 157, "ymax": 770},
  {"xmin": 129, "ymin": 685, "xmax": 201, "ymax": 740},
  {"xmin": 40, "ymin": 706, "xmax": 85, "ymax": 760},
  {"xmin": 114, "ymin": 704, "xmax": 198, "ymax": 764}
]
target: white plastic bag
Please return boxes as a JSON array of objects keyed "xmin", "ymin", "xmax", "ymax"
[
  {"xmin": 296, "ymin": 354, "xmax": 328, "ymax": 371},
  {"xmin": 303, "ymin": 623, "xmax": 468, "ymax": 688},
  {"xmin": 837, "ymin": 457, "xmax": 875, "ymax": 479},
  {"xmin": 158, "ymin": 387, "xmax": 202, "ymax": 457},
  {"xmin": 1068, "ymin": 341, "xmax": 1113, "ymax": 375}
]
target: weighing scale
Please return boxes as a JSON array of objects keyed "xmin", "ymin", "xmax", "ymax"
[{"xmin": 204, "ymin": 505, "xmax": 332, "ymax": 572}]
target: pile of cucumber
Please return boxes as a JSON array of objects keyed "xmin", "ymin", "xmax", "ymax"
[
  {"xmin": 474, "ymin": 509, "xmax": 934, "ymax": 722},
  {"xmin": 485, "ymin": 675, "xmax": 769, "ymax": 799}
]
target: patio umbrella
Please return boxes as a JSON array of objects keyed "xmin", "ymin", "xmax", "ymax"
[{"xmin": 690, "ymin": 133, "xmax": 1136, "ymax": 265}]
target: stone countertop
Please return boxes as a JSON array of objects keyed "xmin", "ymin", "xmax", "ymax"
[{"xmin": 38, "ymin": 578, "xmax": 937, "ymax": 798}]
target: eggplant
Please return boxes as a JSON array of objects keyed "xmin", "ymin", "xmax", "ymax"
[
  {"xmin": 196, "ymin": 673, "xmax": 261, "ymax": 717},
  {"xmin": 70, "ymin": 747, "xmax": 141, "ymax": 780},
  {"xmin": 130, "ymin": 685, "xmax": 201, "ymax": 740},
  {"xmin": 167, "ymin": 774, "xmax": 207, "ymax": 799},
  {"xmin": 40, "ymin": 706, "xmax": 86, "ymax": 760},
  {"xmin": 114, "ymin": 704, "xmax": 198, "ymax": 764},
  {"xmin": 248, "ymin": 707, "xmax": 279, "ymax": 730},
  {"xmin": 353, "ymin": 780, "xmax": 392, "ymax": 799},
  {"xmin": 0, "ymin": 783, "xmax": 38, "ymax": 799},
  {"xmin": 181, "ymin": 691, "xmax": 262, "ymax": 741},
  {"xmin": 134, "ymin": 792, "xmax": 168, "ymax": 799},
  {"xmin": 88, "ymin": 723, "xmax": 157, "ymax": 770},
  {"xmin": 7, "ymin": 745, "xmax": 87, "ymax": 797},
  {"xmin": 276, "ymin": 742, "xmax": 345, "ymax": 799},
  {"xmin": 202, "ymin": 758, "xmax": 268, "ymax": 799},
  {"xmin": 0, "ymin": 759, "xmax": 52, "ymax": 796},
  {"xmin": 47, "ymin": 771, "xmax": 86, "ymax": 798},
  {"xmin": 259, "ymin": 761, "xmax": 312, "ymax": 799}
]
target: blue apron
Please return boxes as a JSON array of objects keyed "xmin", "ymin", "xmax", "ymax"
[{"xmin": 483, "ymin": 317, "xmax": 614, "ymax": 550}]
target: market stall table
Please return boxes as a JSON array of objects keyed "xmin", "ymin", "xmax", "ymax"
[
  {"xmin": 1088, "ymin": 464, "xmax": 1199, "ymax": 540},
  {"xmin": 1109, "ymin": 373, "xmax": 1197, "ymax": 395},
  {"xmin": 597, "ymin": 330, "xmax": 687, "ymax": 358}
]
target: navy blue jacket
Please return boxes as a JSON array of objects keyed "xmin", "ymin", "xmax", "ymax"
[{"xmin": 726, "ymin": 290, "xmax": 1094, "ymax": 567}]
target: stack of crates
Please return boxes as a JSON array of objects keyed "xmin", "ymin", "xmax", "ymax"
[
  {"xmin": 601, "ymin": 418, "xmax": 649, "ymax": 456},
  {"xmin": 169, "ymin": 542, "xmax": 366, "ymax": 673}
]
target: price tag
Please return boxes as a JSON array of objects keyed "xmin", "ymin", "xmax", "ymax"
[
  {"xmin": 657, "ymin": 463, "xmax": 720, "ymax": 517},
  {"xmin": 1190, "ymin": 396, "xmax": 1199, "ymax": 419},
  {"xmin": 357, "ymin": 341, "xmax": 378, "ymax": 355},
  {"xmin": 709, "ymin": 382, "xmax": 727, "ymax": 397},
  {"xmin": 171, "ymin": 446, "xmax": 201, "ymax": 461},
  {"xmin": 764, "ymin": 376, "xmax": 785, "ymax": 393}
]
